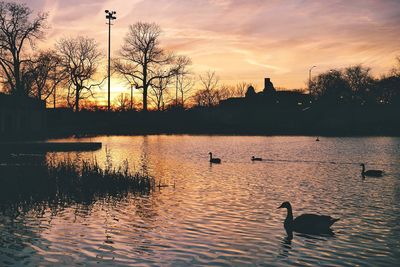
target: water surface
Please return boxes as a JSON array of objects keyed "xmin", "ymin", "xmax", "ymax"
[{"xmin": 1, "ymin": 136, "xmax": 400, "ymax": 266}]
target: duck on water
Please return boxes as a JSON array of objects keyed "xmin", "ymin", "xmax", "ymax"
[
  {"xmin": 360, "ymin": 163, "xmax": 384, "ymax": 177},
  {"xmin": 278, "ymin": 201, "xmax": 339, "ymax": 238},
  {"xmin": 209, "ymin": 152, "xmax": 221, "ymax": 164}
]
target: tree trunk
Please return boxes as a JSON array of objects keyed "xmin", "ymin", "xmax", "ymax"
[
  {"xmin": 130, "ymin": 85, "xmax": 133, "ymax": 110},
  {"xmin": 38, "ymin": 85, "xmax": 42, "ymax": 101},
  {"xmin": 14, "ymin": 61, "xmax": 22, "ymax": 95},
  {"xmin": 53, "ymin": 87, "xmax": 56, "ymax": 109},
  {"xmin": 143, "ymin": 85, "xmax": 148, "ymax": 112},
  {"xmin": 143, "ymin": 64, "xmax": 148, "ymax": 112},
  {"xmin": 175, "ymin": 76, "xmax": 178, "ymax": 106},
  {"xmin": 75, "ymin": 86, "xmax": 80, "ymax": 112}
]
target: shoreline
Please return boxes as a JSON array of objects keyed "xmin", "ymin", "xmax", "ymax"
[{"xmin": 2, "ymin": 130, "xmax": 400, "ymax": 141}]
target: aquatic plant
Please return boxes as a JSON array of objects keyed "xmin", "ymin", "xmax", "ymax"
[{"xmin": 0, "ymin": 157, "xmax": 155, "ymax": 209}]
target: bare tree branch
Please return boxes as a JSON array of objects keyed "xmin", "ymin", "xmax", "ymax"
[
  {"xmin": 115, "ymin": 22, "xmax": 191, "ymax": 111},
  {"xmin": 0, "ymin": 1, "xmax": 48, "ymax": 95},
  {"xmin": 56, "ymin": 36, "xmax": 103, "ymax": 112}
]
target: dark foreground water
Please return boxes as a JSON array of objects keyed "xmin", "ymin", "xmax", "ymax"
[{"xmin": 1, "ymin": 136, "xmax": 400, "ymax": 266}]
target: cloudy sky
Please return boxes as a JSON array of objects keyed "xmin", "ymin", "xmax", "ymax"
[{"xmin": 17, "ymin": 0, "xmax": 400, "ymax": 93}]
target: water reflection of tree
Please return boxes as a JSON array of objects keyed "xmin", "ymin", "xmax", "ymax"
[
  {"xmin": 128, "ymin": 194, "xmax": 161, "ymax": 255},
  {"xmin": 139, "ymin": 136, "xmax": 150, "ymax": 176}
]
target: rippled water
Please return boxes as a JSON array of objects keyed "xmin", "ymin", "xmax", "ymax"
[{"xmin": 1, "ymin": 136, "xmax": 400, "ymax": 266}]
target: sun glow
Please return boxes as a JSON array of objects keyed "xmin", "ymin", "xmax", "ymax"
[{"xmin": 2, "ymin": 0, "xmax": 399, "ymax": 107}]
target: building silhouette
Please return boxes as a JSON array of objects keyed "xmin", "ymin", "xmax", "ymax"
[
  {"xmin": 220, "ymin": 77, "xmax": 310, "ymax": 109},
  {"xmin": 0, "ymin": 93, "xmax": 46, "ymax": 137},
  {"xmin": 262, "ymin": 78, "xmax": 276, "ymax": 94}
]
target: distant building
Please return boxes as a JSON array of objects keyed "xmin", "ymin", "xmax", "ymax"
[
  {"xmin": 220, "ymin": 77, "xmax": 310, "ymax": 109},
  {"xmin": 262, "ymin": 78, "xmax": 276, "ymax": 94},
  {"xmin": 0, "ymin": 93, "xmax": 46, "ymax": 136},
  {"xmin": 245, "ymin": 85, "xmax": 256, "ymax": 98}
]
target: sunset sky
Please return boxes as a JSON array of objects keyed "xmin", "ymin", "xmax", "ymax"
[{"xmin": 16, "ymin": 0, "xmax": 400, "ymax": 102}]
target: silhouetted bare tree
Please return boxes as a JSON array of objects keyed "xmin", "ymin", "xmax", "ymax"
[
  {"xmin": 344, "ymin": 65, "xmax": 375, "ymax": 104},
  {"xmin": 218, "ymin": 85, "xmax": 236, "ymax": 100},
  {"xmin": 113, "ymin": 93, "xmax": 131, "ymax": 111},
  {"xmin": 114, "ymin": 71, "xmax": 137, "ymax": 110},
  {"xmin": 310, "ymin": 69, "xmax": 351, "ymax": 104},
  {"xmin": 391, "ymin": 56, "xmax": 400, "ymax": 77},
  {"xmin": 217, "ymin": 83, "xmax": 249, "ymax": 100},
  {"xmin": 149, "ymin": 68, "xmax": 172, "ymax": 111},
  {"xmin": 194, "ymin": 71, "xmax": 220, "ymax": 107},
  {"xmin": 376, "ymin": 57, "xmax": 400, "ymax": 105},
  {"xmin": 0, "ymin": 1, "xmax": 47, "ymax": 95},
  {"xmin": 311, "ymin": 66, "xmax": 378, "ymax": 105},
  {"xmin": 234, "ymin": 82, "xmax": 248, "ymax": 97},
  {"xmin": 174, "ymin": 55, "xmax": 192, "ymax": 107},
  {"xmin": 56, "ymin": 36, "xmax": 103, "ymax": 112},
  {"xmin": 114, "ymin": 22, "xmax": 185, "ymax": 112},
  {"xmin": 24, "ymin": 50, "xmax": 65, "ymax": 105},
  {"xmin": 177, "ymin": 73, "xmax": 194, "ymax": 108}
]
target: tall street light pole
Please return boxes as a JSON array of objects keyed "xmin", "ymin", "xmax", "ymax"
[
  {"xmin": 105, "ymin": 10, "xmax": 117, "ymax": 111},
  {"xmin": 308, "ymin": 65, "xmax": 316, "ymax": 95}
]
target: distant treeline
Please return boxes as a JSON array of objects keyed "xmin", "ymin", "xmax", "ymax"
[
  {"xmin": 43, "ymin": 103, "xmax": 400, "ymax": 137},
  {"xmin": 309, "ymin": 63, "xmax": 400, "ymax": 106},
  {"xmin": 43, "ymin": 59, "xmax": 400, "ymax": 137}
]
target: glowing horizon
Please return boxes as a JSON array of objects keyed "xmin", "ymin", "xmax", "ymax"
[{"xmin": 12, "ymin": 0, "xmax": 400, "ymax": 104}]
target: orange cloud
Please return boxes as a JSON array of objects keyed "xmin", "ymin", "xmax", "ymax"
[{"xmin": 14, "ymin": 0, "xmax": 400, "ymax": 92}]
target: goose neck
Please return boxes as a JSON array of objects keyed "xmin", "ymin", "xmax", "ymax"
[
  {"xmin": 286, "ymin": 206, "xmax": 293, "ymax": 222},
  {"xmin": 284, "ymin": 206, "xmax": 294, "ymax": 231}
]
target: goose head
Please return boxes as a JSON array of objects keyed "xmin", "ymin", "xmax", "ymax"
[{"xmin": 278, "ymin": 201, "xmax": 292, "ymax": 210}]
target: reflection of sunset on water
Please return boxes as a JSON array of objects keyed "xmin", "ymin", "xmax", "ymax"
[
  {"xmin": 3, "ymin": 135, "xmax": 392, "ymax": 265},
  {"xmin": 1, "ymin": 0, "xmax": 400, "ymax": 265}
]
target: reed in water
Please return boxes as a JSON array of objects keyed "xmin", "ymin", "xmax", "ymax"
[{"xmin": 0, "ymin": 157, "xmax": 155, "ymax": 207}]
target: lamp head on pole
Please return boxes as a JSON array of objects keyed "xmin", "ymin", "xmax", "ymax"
[{"xmin": 105, "ymin": 10, "xmax": 117, "ymax": 20}]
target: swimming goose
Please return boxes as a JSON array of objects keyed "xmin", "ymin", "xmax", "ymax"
[
  {"xmin": 251, "ymin": 156, "xmax": 262, "ymax": 161},
  {"xmin": 278, "ymin": 201, "xmax": 339, "ymax": 235},
  {"xmin": 360, "ymin": 163, "xmax": 383, "ymax": 177},
  {"xmin": 209, "ymin": 152, "xmax": 221, "ymax": 164}
]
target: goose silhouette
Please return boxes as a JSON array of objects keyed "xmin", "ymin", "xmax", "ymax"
[
  {"xmin": 251, "ymin": 156, "xmax": 262, "ymax": 161},
  {"xmin": 209, "ymin": 152, "xmax": 221, "ymax": 164},
  {"xmin": 278, "ymin": 201, "xmax": 339, "ymax": 235},
  {"xmin": 360, "ymin": 163, "xmax": 383, "ymax": 177}
]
